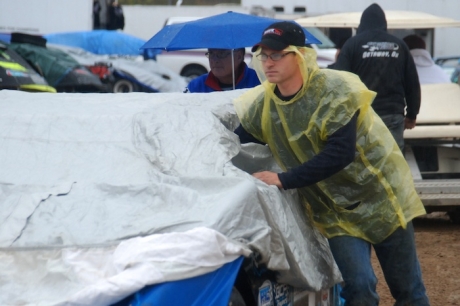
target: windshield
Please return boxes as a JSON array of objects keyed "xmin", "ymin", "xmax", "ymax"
[{"xmin": 305, "ymin": 27, "xmax": 336, "ymax": 49}]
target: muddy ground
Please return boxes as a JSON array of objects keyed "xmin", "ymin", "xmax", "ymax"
[{"xmin": 371, "ymin": 212, "xmax": 460, "ymax": 305}]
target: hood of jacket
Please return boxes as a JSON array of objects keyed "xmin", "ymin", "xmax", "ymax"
[
  {"xmin": 410, "ymin": 49, "xmax": 435, "ymax": 67},
  {"xmin": 357, "ymin": 3, "xmax": 387, "ymax": 34}
]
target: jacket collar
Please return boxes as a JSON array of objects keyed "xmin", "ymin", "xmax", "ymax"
[{"xmin": 204, "ymin": 63, "xmax": 246, "ymax": 91}]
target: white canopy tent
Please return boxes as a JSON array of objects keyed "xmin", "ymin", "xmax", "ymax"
[
  {"xmin": 296, "ymin": 10, "xmax": 460, "ymax": 29},
  {"xmin": 296, "ymin": 10, "xmax": 460, "ymax": 57}
]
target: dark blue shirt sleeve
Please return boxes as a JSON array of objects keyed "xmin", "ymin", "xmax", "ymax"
[
  {"xmin": 234, "ymin": 124, "xmax": 266, "ymax": 145},
  {"xmin": 278, "ymin": 112, "xmax": 358, "ymax": 189}
]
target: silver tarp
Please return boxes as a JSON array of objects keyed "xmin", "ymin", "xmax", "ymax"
[{"xmin": 0, "ymin": 90, "xmax": 341, "ymax": 305}]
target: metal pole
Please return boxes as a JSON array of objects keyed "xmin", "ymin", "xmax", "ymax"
[{"xmin": 232, "ymin": 49, "xmax": 235, "ymax": 90}]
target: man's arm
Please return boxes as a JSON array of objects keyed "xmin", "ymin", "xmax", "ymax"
[
  {"xmin": 255, "ymin": 112, "xmax": 358, "ymax": 189},
  {"xmin": 403, "ymin": 47, "xmax": 421, "ymax": 125},
  {"xmin": 234, "ymin": 124, "xmax": 266, "ymax": 145},
  {"xmin": 332, "ymin": 40, "xmax": 353, "ymax": 72}
]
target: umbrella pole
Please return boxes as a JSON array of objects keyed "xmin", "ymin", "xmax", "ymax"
[{"xmin": 231, "ymin": 49, "xmax": 235, "ymax": 90}]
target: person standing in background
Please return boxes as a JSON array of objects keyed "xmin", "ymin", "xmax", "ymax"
[
  {"xmin": 334, "ymin": 3, "xmax": 421, "ymax": 153},
  {"xmin": 94, "ymin": 0, "xmax": 109, "ymax": 30},
  {"xmin": 93, "ymin": 0, "xmax": 101, "ymax": 29},
  {"xmin": 107, "ymin": 1, "xmax": 125, "ymax": 31},
  {"xmin": 184, "ymin": 48, "xmax": 260, "ymax": 93},
  {"xmin": 403, "ymin": 34, "xmax": 451, "ymax": 84},
  {"xmin": 93, "ymin": 0, "xmax": 124, "ymax": 31}
]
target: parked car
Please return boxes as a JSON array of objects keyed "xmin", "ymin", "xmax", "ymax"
[
  {"xmin": 50, "ymin": 44, "xmax": 187, "ymax": 93},
  {"xmin": 301, "ymin": 26, "xmax": 337, "ymax": 67},
  {"xmin": 0, "ymin": 41, "xmax": 55, "ymax": 93},
  {"xmin": 8, "ymin": 33, "xmax": 105, "ymax": 93},
  {"xmin": 434, "ymin": 56, "xmax": 460, "ymax": 83}
]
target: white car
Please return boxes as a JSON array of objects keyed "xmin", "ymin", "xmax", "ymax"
[{"xmin": 155, "ymin": 17, "xmax": 211, "ymax": 82}]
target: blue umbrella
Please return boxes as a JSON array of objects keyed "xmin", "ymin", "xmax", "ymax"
[
  {"xmin": 140, "ymin": 11, "xmax": 321, "ymax": 51},
  {"xmin": 141, "ymin": 11, "xmax": 321, "ymax": 89}
]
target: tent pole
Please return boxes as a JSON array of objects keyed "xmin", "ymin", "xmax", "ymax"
[{"xmin": 231, "ymin": 49, "xmax": 235, "ymax": 90}]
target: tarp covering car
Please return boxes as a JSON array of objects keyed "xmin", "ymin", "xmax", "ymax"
[
  {"xmin": 0, "ymin": 41, "xmax": 55, "ymax": 92},
  {"xmin": 8, "ymin": 40, "xmax": 105, "ymax": 92},
  {"xmin": 0, "ymin": 90, "xmax": 341, "ymax": 305},
  {"xmin": 49, "ymin": 44, "xmax": 187, "ymax": 93}
]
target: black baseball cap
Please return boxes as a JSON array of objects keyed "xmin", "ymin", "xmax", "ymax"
[{"xmin": 252, "ymin": 21, "xmax": 306, "ymax": 52}]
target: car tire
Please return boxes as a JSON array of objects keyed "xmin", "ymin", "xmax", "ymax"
[
  {"xmin": 181, "ymin": 65, "xmax": 207, "ymax": 82},
  {"xmin": 112, "ymin": 78, "xmax": 137, "ymax": 93},
  {"xmin": 448, "ymin": 208, "xmax": 460, "ymax": 224},
  {"xmin": 228, "ymin": 286, "xmax": 247, "ymax": 306}
]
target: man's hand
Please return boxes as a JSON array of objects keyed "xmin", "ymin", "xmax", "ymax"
[
  {"xmin": 252, "ymin": 171, "xmax": 283, "ymax": 189},
  {"xmin": 405, "ymin": 118, "xmax": 416, "ymax": 129}
]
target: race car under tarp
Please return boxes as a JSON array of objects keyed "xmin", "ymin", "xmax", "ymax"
[
  {"xmin": 0, "ymin": 90, "xmax": 342, "ymax": 305},
  {"xmin": 8, "ymin": 33, "xmax": 105, "ymax": 93},
  {"xmin": 49, "ymin": 44, "xmax": 187, "ymax": 93},
  {"xmin": 0, "ymin": 41, "xmax": 55, "ymax": 92}
]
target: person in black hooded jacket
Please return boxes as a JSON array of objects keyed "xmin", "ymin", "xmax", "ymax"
[{"xmin": 334, "ymin": 3, "xmax": 421, "ymax": 153}]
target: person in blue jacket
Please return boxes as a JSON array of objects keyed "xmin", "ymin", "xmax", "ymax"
[{"xmin": 184, "ymin": 48, "xmax": 260, "ymax": 93}]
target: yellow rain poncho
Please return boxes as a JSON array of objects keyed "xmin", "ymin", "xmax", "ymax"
[{"xmin": 234, "ymin": 46, "xmax": 426, "ymax": 244}]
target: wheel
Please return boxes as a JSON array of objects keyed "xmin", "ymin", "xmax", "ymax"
[
  {"xmin": 228, "ymin": 286, "xmax": 246, "ymax": 306},
  {"xmin": 181, "ymin": 65, "xmax": 207, "ymax": 82},
  {"xmin": 448, "ymin": 208, "xmax": 460, "ymax": 224},
  {"xmin": 112, "ymin": 78, "xmax": 137, "ymax": 93}
]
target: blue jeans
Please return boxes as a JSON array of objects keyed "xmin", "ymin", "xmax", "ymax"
[
  {"xmin": 328, "ymin": 222, "xmax": 430, "ymax": 306},
  {"xmin": 379, "ymin": 114, "xmax": 405, "ymax": 153}
]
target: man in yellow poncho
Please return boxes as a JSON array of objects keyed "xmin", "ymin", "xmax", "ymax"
[{"xmin": 233, "ymin": 21, "xmax": 430, "ymax": 305}]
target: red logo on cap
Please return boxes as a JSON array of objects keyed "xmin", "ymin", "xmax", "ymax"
[{"xmin": 263, "ymin": 28, "xmax": 283, "ymax": 36}]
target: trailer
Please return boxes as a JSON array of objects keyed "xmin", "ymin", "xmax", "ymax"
[
  {"xmin": 0, "ymin": 0, "xmax": 93, "ymax": 35},
  {"xmin": 405, "ymin": 83, "xmax": 460, "ymax": 223}
]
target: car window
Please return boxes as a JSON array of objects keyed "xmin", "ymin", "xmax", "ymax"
[{"xmin": 304, "ymin": 27, "xmax": 336, "ymax": 49}]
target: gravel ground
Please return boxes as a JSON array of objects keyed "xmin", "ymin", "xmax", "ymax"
[{"xmin": 371, "ymin": 212, "xmax": 460, "ymax": 306}]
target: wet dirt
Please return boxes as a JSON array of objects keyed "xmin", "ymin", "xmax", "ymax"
[{"xmin": 372, "ymin": 212, "xmax": 460, "ymax": 306}]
